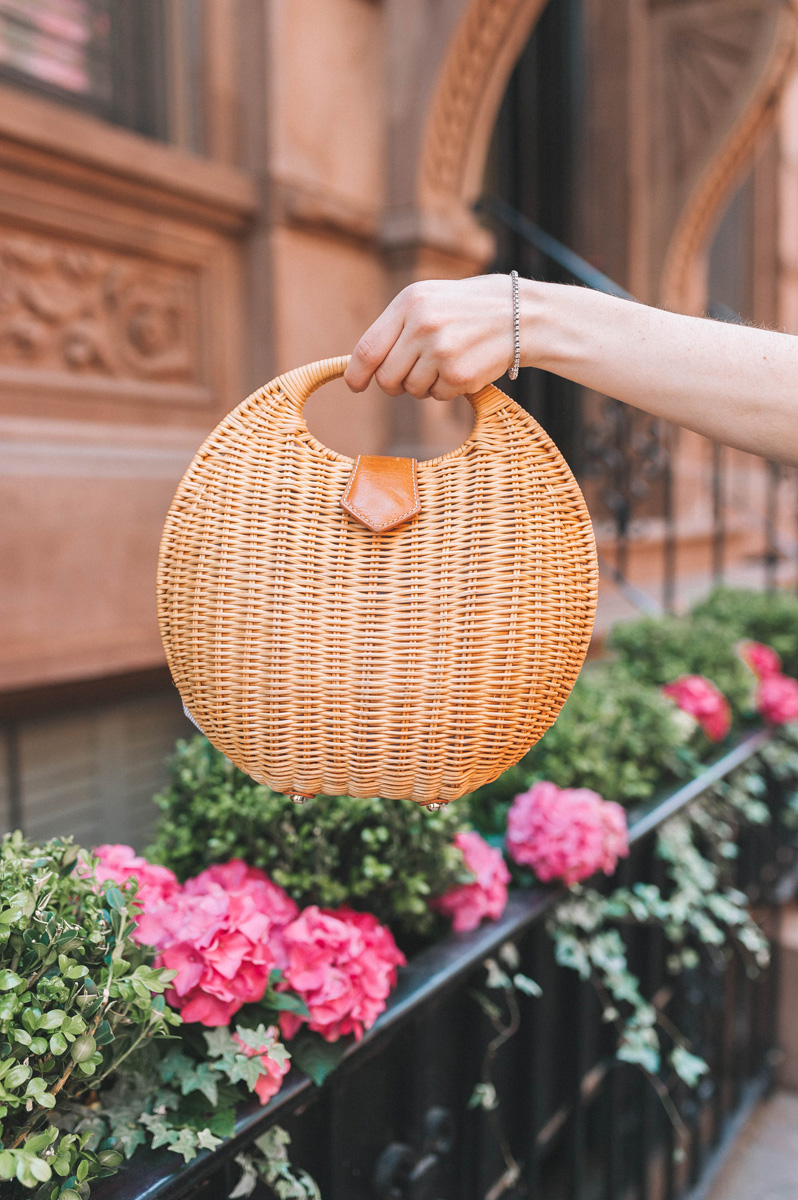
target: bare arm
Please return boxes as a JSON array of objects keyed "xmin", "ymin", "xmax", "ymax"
[{"xmin": 343, "ymin": 274, "xmax": 798, "ymax": 466}]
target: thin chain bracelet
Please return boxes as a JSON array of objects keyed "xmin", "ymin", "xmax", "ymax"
[{"xmin": 509, "ymin": 269, "xmax": 521, "ymax": 380}]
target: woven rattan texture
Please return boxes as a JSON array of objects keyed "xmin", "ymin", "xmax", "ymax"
[{"xmin": 157, "ymin": 356, "xmax": 598, "ymax": 806}]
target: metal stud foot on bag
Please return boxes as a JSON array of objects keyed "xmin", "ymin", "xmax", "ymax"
[
  {"xmin": 288, "ymin": 793, "xmax": 314, "ymax": 805},
  {"xmin": 426, "ymin": 802, "xmax": 443, "ymax": 812}
]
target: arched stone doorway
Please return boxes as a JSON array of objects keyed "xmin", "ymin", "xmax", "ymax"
[
  {"xmin": 388, "ymin": 0, "xmax": 798, "ymax": 606},
  {"xmin": 389, "ymin": 0, "xmax": 797, "ymax": 310}
]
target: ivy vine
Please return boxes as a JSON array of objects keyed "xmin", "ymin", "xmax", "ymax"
[{"xmin": 471, "ymin": 736, "xmax": 797, "ymax": 1178}]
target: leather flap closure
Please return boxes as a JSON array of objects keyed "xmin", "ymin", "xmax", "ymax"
[{"xmin": 341, "ymin": 455, "xmax": 421, "ymax": 533}]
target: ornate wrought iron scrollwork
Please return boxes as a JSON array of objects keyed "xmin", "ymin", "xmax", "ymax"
[
  {"xmin": 372, "ymin": 1106, "xmax": 455, "ymax": 1200},
  {"xmin": 583, "ymin": 400, "xmax": 670, "ymax": 540}
]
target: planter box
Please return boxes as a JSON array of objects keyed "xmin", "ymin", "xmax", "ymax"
[{"xmin": 96, "ymin": 730, "xmax": 794, "ymax": 1200}]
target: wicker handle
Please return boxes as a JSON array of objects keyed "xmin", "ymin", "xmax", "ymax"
[{"xmin": 278, "ymin": 354, "xmax": 506, "ymax": 417}]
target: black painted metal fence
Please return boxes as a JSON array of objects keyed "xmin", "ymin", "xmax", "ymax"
[{"xmin": 97, "ymin": 729, "xmax": 797, "ymax": 1200}]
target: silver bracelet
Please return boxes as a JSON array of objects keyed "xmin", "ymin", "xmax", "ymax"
[{"xmin": 509, "ymin": 269, "xmax": 520, "ymax": 380}]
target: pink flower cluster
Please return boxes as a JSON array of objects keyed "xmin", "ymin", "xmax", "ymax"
[
  {"xmin": 433, "ymin": 832, "xmax": 510, "ymax": 933},
  {"xmin": 157, "ymin": 862, "xmax": 298, "ymax": 1027},
  {"xmin": 91, "ymin": 847, "xmax": 407, "ymax": 1060},
  {"xmin": 94, "ymin": 852, "xmax": 298, "ymax": 1026},
  {"xmin": 739, "ymin": 640, "xmax": 798, "ymax": 725},
  {"xmin": 662, "ymin": 675, "xmax": 731, "ymax": 742},
  {"xmin": 92, "ymin": 844, "xmax": 181, "ymax": 926},
  {"xmin": 277, "ymin": 906, "xmax": 406, "ymax": 1042},
  {"xmin": 738, "ymin": 641, "xmax": 782, "ymax": 681},
  {"xmin": 506, "ymin": 781, "xmax": 629, "ymax": 886}
]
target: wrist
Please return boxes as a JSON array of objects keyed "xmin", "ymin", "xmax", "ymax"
[{"xmin": 517, "ymin": 278, "xmax": 554, "ymax": 370}]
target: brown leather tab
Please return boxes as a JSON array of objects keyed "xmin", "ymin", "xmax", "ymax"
[{"xmin": 341, "ymin": 455, "xmax": 421, "ymax": 533}]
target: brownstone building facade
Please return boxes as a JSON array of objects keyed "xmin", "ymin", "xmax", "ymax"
[{"xmin": 1, "ymin": 0, "xmax": 796, "ymax": 844}]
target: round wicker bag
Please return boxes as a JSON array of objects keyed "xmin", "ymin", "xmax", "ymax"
[{"xmin": 157, "ymin": 356, "xmax": 597, "ymax": 809}]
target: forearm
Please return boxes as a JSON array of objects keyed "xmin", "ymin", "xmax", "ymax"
[{"xmin": 523, "ymin": 281, "xmax": 798, "ymax": 464}]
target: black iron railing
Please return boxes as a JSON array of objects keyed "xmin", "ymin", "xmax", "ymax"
[{"xmin": 95, "ymin": 728, "xmax": 795, "ymax": 1200}]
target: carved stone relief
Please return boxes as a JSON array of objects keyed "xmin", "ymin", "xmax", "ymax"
[{"xmin": 0, "ymin": 231, "xmax": 199, "ymax": 384}]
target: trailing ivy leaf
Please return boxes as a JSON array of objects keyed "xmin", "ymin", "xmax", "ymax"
[
  {"xmin": 513, "ymin": 973, "xmax": 542, "ymax": 998},
  {"xmin": 202, "ymin": 1027, "xmax": 236, "ymax": 1060},
  {"xmin": 484, "ymin": 959, "xmax": 511, "ymax": 990},
  {"xmin": 209, "ymin": 1107, "xmax": 237, "ymax": 1139},
  {"xmin": 670, "ymin": 1046, "xmax": 709, "ymax": 1088},
  {"xmin": 290, "ymin": 1033, "xmax": 348, "ymax": 1086},
  {"xmin": 468, "ymin": 1082, "xmax": 498, "ymax": 1111}
]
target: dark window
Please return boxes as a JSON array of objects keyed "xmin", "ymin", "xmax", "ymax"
[
  {"xmin": 0, "ymin": 0, "xmax": 203, "ymax": 147},
  {"xmin": 483, "ymin": 0, "xmax": 585, "ymax": 467},
  {"xmin": 0, "ymin": 0, "xmax": 111, "ymax": 102}
]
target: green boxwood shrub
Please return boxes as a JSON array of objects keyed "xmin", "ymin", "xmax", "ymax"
[
  {"xmin": 692, "ymin": 585, "xmax": 798, "ymax": 676},
  {"xmin": 0, "ymin": 833, "xmax": 176, "ymax": 1196},
  {"xmin": 606, "ymin": 613, "xmax": 753, "ymax": 715},
  {"xmin": 146, "ymin": 737, "xmax": 468, "ymax": 944}
]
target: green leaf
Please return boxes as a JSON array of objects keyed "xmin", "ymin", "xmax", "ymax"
[
  {"xmin": 468, "ymin": 1082, "xmax": 498, "ymax": 1111},
  {"xmin": 0, "ymin": 970, "xmax": 22, "ymax": 991},
  {"xmin": 38, "ymin": 1009, "xmax": 67, "ymax": 1031},
  {"xmin": 262, "ymin": 989, "xmax": 312, "ymax": 1018},
  {"xmin": 0, "ymin": 995, "xmax": 20, "ymax": 1020},
  {"xmin": 290, "ymin": 1034, "xmax": 348, "ymax": 1086},
  {"xmin": 195, "ymin": 1128, "xmax": 223, "ymax": 1152},
  {"xmin": 671, "ymin": 1046, "xmax": 709, "ymax": 1088},
  {"xmin": 6, "ymin": 1063, "xmax": 31, "ymax": 1088},
  {"xmin": 103, "ymin": 887, "xmax": 125, "ymax": 911},
  {"xmin": 14, "ymin": 1154, "xmax": 51, "ymax": 1185},
  {"xmin": 94, "ymin": 1019, "xmax": 115, "ymax": 1046},
  {"xmin": 49, "ymin": 1032, "xmax": 68, "ymax": 1056},
  {"xmin": 208, "ymin": 1108, "xmax": 236, "ymax": 1139},
  {"xmin": 69, "ymin": 1033, "xmax": 96, "ymax": 1063},
  {"xmin": 22, "ymin": 1128, "xmax": 57, "ymax": 1154},
  {"xmin": 513, "ymin": 973, "xmax": 542, "ymax": 998}
]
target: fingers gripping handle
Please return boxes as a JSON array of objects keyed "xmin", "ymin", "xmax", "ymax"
[{"xmin": 276, "ymin": 355, "xmax": 506, "ymax": 418}]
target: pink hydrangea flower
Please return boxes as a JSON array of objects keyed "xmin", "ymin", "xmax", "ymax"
[
  {"xmin": 506, "ymin": 781, "xmax": 629, "ymax": 886},
  {"xmin": 433, "ymin": 831, "xmax": 510, "ymax": 933},
  {"xmin": 755, "ymin": 673, "xmax": 798, "ymax": 725},
  {"xmin": 149, "ymin": 861, "xmax": 298, "ymax": 1027},
  {"xmin": 276, "ymin": 906, "xmax": 405, "ymax": 1043},
  {"xmin": 738, "ymin": 640, "xmax": 782, "ymax": 681},
  {"xmin": 92, "ymin": 844, "xmax": 180, "ymax": 903},
  {"xmin": 91, "ymin": 844, "xmax": 181, "ymax": 946},
  {"xmin": 662, "ymin": 675, "xmax": 731, "ymax": 742},
  {"xmin": 232, "ymin": 1029, "xmax": 291, "ymax": 1105}
]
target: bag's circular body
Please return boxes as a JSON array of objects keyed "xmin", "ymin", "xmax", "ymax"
[{"xmin": 157, "ymin": 356, "xmax": 597, "ymax": 807}]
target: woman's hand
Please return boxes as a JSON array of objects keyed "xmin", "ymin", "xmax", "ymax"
[
  {"xmin": 344, "ymin": 273, "xmax": 798, "ymax": 465},
  {"xmin": 344, "ymin": 274, "xmax": 517, "ymax": 400}
]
